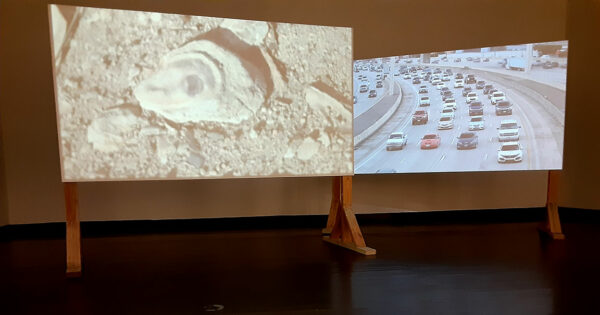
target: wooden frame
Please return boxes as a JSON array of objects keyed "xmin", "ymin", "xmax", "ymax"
[
  {"xmin": 64, "ymin": 182, "xmax": 82, "ymax": 276},
  {"xmin": 322, "ymin": 176, "xmax": 376, "ymax": 255},
  {"xmin": 539, "ymin": 170, "xmax": 565, "ymax": 240}
]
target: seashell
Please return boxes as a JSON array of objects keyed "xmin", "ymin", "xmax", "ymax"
[{"xmin": 133, "ymin": 28, "xmax": 272, "ymax": 124}]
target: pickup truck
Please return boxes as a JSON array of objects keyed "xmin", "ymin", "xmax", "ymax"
[{"xmin": 412, "ymin": 110, "xmax": 429, "ymax": 125}]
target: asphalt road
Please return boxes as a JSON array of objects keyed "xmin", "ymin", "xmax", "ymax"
[{"xmin": 354, "ymin": 63, "xmax": 566, "ymax": 174}]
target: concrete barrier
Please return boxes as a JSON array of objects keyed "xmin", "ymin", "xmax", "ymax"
[{"xmin": 354, "ymin": 79, "xmax": 403, "ymax": 145}]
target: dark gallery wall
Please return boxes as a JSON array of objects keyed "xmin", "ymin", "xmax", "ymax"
[{"xmin": 0, "ymin": 0, "xmax": 596, "ymax": 225}]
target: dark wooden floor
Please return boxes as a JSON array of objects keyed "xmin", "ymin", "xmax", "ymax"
[{"xmin": 2, "ymin": 214, "xmax": 600, "ymax": 314}]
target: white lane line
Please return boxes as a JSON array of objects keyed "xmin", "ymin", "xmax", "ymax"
[
  {"xmin": 489, "ymin": 136, "xmax": 493, "ymax": 142},
  {"xmin": 484, "ymin": 153, "xmax": 488, "ymax": 161},
  {"xmin": 440, "ymin": 154, "xmax": 446, "ymax": 161}
]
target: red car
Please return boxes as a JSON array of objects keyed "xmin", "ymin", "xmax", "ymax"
[{"xmin": 420, "ymin": 134, "xmax": 441, "ymax": 149}]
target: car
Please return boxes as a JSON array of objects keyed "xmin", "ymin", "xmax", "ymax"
[
  {"xmin": 455, "ymin": 58, "xmax": 461, "ymax": 62},
  {"xmin": 443, "ymin": 98, "xmax": 457, "ymax": 110},
  {"xmin": 456, "ymin": 132, "xmax": 478, "ymax": 149},
  {"xmin": 431, "ymin": 78, "xmax": 441, "ymax": 85},
  {"xmin": 438, "ymin": 115, "xmax": 454, "ymax": 130},
  {"xmin": 439, "ymin": 86, "xmax": 450, "ymax": 95},
  {"xmin": 468, "ymin": 101, "xmax": 483, "ymax": 116},
  {"xmin": 469, "ymin": 116, "xmax": 485, "ymax": 130},
  {"xmin": 495, "ymin": 100, "xmax": 513, "ymax": 115},
  {"xmin": 497, "ymin": 142, "xmax": 523, "ymax": 163},
  {"xmin": 432, "ymin": 60, "xmax": 439, "ymax": 64},
  {"xmin": 376, "ymin": 74, "xmax": 382, "ymax": 80},
  {"xmin": 419, "ymin": 87, "xmax": 428, "ymax": 94},
  {"xmin": 368, "ymin": 90, "xmax": 377, "ymax": 98},
  {"xmin": 542, "ymin": 61, "xmax": 553, "ymax": 69},
  {"xmin": 466, "ymin": 92, "xmax": 478, "ymax": 104},
  {"xmin": 497, "ymin": 119, "xmax": 520, "ymax": 141},
  {"xmin": 359, "ymin": 85, "xmax": 368, "ymax": 93},
  {"xmin": 440, "ymin": 107, "xmax": 455, "ymax": 118},
  {"xmin": 412, "ymin": 78, "xmax": 421, "ymax": 84},
  {"xmin": 376, "ymin": 81, "xmax": 383, "ymax": 88},
  {"xmin": 476, "ymin": 80, "xmax": 486, "ymax": 89},
  {"xmin": 386, "ymin": 132, "xmax": 408, "ymax": 151},
  {"xmin": 442, "ymin": 74, "xmax": 451, "ymax": 82},
  {"xmin": 487, "ymin": 88, "xmax": 498, "ymax": 99},
  {"xmin": 454, "ymin": 79, "xmax": 464, "ymax": 88},
  {"xmin": 551, "ymin": 61, "xmax": 559, "ymax": 68},
  {"xmin": 455, "ymin": 73, "xmax": 464, "ymax": 79},
  {"xmin": 490, "ymin": 91, "xmax": 506, "ymax": 105},
  {"xmin": 436, "ymin": 82, "xmax": 446, "ymax": 90},
  {"xmin": 466, "ymin": 57, "xmax": 473, "ymax": 61},
  {"xmin": 465, "ymin": 74, "xmax": 476, "ymax": 84},
  {"xmin": 403, "ymin": 74, "xmax": 411, "ymax": 79},
  {"xmin": 442, "ymin": 90, "xmax": 454, "ymax": 101},
  {"xmin": 412, "ymin": 110, "xmax": 429, "ymax": 125},
  {"xmin": 462, "ymin": 86, "xmax": 473, "ymax": 97},
  {"xmin": 483, "ymin": 84, "xmax": 494, "ymax": 94},
  {"xmin": 420, "ymin": 134, "xmax": 441, "ymax": 149},
  {"xmin": 433, "ymin": 68, "xmax": 442, "ymax": 74},
  {"xmin": 483, "ymin": 58, "xmax": 490, "ymax": 62},
  {"xmin": 419, "ymin": 96, "xmax": 430, "ymax": 107}
]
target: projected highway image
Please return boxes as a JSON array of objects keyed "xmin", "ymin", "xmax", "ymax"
[{"xmin": 354, "ymin": 41, "xmax": 567, "ymax": 174}]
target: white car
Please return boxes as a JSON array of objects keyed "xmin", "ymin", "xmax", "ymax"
[
  {"xmin": 438, "ymin": 115, "xmax": 454, "ymax": 130},
  {"xmin": 497, "ymin": 142, "xmax": 523, "ymax": 163},
  {"xmin": 454, "ymin": 79, "xmax": 464, "ymax": 88},
  {"xmin": 443, "ymin": 98, "xmax": 457, "ymax": 110},
  {"xmin": 442, "ymin": 74, "xmax": 451, "ymax": 81},
  {"xmin": 466, "ymin": 92, "xmax": 478, "ymax": 104},
  {"xmin": 419, "ymin": 96, "xmax": 430, "ymax": 107},
  {"xmin": 431, "ymin": 78, "xmax": 441, "ymax": 85},
  {"xmin": 436, "ymin": 82, "xmax": 446, "ymax": 90},
  {"xmin": 386, "ymin": 132, "xmax": 407, "ymax": 150},
  {"xmin": 490, "ymin": 91, "xmax": 506, "ymax": 105},
  {"xmin": 497, "ymin": 119, "xmax": 520, "ymax": 141},
  {"xmin": 403, "ymin": 74, "xmax": 411, "ymax": 79},
  {"xmin": 469, "ymin": 116, "xmax": 485, "ymax": 130},
  {"xmin": 440, "ymin": 107, "xmax": 455, "ymax": 118}
]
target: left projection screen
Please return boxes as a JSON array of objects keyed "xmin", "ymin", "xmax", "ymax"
[{"xmin": 49, "ymin": 5, "xmax": 353, "ymax": 182}]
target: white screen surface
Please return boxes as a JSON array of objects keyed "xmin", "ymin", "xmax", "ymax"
[
  {"xmin": 49, "ymin": 5, "xmax": 353, "ymax": 182},
  {"xmin": 354, "ymin": 41, "xmax": 567, "ymax": 174}
]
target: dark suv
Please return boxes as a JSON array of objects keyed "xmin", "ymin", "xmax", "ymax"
[{"xmin": 468, "ymin": 101, "xmax": 484, "ymax": 116}]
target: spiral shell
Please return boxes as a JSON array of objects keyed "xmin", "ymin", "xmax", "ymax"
[{"xmin": 134, "ymin": 28, "xmax": 271, "ymax": 124}]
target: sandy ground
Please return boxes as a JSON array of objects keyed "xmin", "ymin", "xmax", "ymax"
[{"xmin": 50, "ymin": 5, "xmax": 353, "ymax": 181}]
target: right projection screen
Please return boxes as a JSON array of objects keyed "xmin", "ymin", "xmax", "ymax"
[{"xmin": 354, "ymin": 41, "xmax": 568, "ymax": 174}]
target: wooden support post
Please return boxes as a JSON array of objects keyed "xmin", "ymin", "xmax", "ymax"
[
  {"xmin": 539, "ymin": 170, "xmax": 565, "ymax": 240},
  {"xmin": 64, "ymin": 182, "xmax": 82, "ymax": 276},
  {"xmin": 323, "ymin": 176, "xmax": 376, "ymax": 255}
]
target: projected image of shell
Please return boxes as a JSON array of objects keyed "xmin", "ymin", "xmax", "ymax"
[{"xmin": 134, "ymin": 29, "xmax": 271, "ymax": 124}]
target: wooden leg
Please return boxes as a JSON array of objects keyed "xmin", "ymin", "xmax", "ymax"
[
  {"xmin": 323, "ymin": 176, "xmax": 376, "ymax": 255},
  {"xmin": 64, "ymin": 182, "xmax": 82, "ymax": 276},
  {"xmin": 322, "ymin": 177, "xmax": 341, "ymax": 235},
  {"xmin": 539, "ymin": 170, "xmax": 565, "ymax": 240}
]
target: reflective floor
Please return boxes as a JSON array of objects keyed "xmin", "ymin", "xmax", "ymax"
[{"xmin": 2, "ymin": 219, "xmax": 599, "ymax": 314}]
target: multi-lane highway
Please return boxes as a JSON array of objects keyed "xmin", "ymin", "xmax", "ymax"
[{"xmin": 354, "ymin": 59, "xmax": 566, "ymax": 174}]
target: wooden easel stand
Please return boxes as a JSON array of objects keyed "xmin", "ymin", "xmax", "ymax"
[
  {"xmin": 539, "ymin": 170, "xmax": 565, "ymax": 240},
  {"xmin": 64, "ymin": 182, "xmax": 82, "ymax": 276},
  {"xmin": 322, "ymin": 176, "xmax": 376, "ymax": 255}
]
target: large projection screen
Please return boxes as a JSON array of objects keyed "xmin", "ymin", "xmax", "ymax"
[
  {"xmin": 48, "ymin": 5, "xmax": 353, "ymax": 182},
  {"xmin": 354, "ymin": 41, "xmax": 567, "ymax": 174}
]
